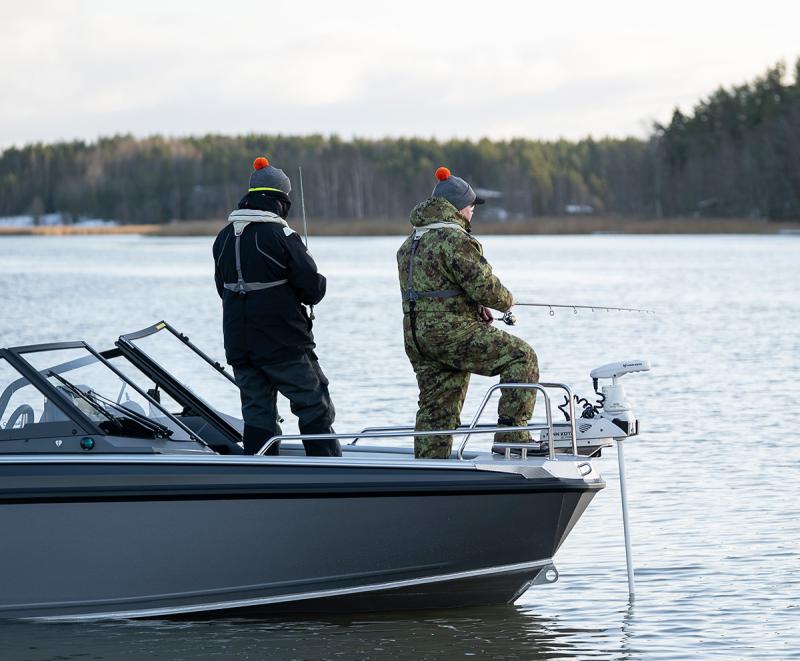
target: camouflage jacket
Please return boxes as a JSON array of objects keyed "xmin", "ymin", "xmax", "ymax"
[{"xmin": 396, "ymin": 197, "xmax": 513, "ymax": 320}]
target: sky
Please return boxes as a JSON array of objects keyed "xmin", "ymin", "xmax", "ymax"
[{"xmin": 1, "ymin": 0, "xmax": 798, "ymax": 148}]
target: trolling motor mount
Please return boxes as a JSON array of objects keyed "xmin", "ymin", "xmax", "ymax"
[{"xmin": 546, "ymin": 359, "xmax": 651, "ymax": 452}]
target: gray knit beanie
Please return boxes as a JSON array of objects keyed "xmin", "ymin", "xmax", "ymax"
[
  {"xmin": 249, "ymin": 156, "xmax": 291, "ymax": 195},
  {"xmin": 431, "ymin": 166, "xmax": 485, "ymax": 210}
]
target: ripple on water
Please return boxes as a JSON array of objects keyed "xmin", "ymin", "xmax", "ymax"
[{"xmin": 0, "ymin": 235, "xmax": 799, "ymax": 660}]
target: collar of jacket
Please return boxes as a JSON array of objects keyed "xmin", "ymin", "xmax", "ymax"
[
  {"xmin": 227, "ymin": 209, "xmax": 289, "ymax": 237},
  {"xmin": 409, "ymin": 197, "xmax": 472, "ymax": 233},
  {"xmin": 412, "ymin": 221, "xmax": 469, "ymax": 240}
]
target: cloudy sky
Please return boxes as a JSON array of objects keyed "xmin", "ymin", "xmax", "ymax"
[{"xmin": 1, "ymin": 0, "xmax": 798, "ymax": 148}]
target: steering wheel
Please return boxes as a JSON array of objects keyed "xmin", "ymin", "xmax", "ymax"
[{"xmin": 4, "ymin": 404, "xmax": 35, "ymax": 430}]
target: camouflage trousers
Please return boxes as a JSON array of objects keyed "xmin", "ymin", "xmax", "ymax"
[{"xmin": 404, "ymin": 315, "xmax": 539, "ymax": 459}]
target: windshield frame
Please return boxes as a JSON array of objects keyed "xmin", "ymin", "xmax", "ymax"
[
  {"xmin": 4, "ymin": 340, "xmax": 203, "ymax": 443},
  {"xmin": 0, "ymin": 344, "xmax": 101, "ymax": 436},
  {"xmin": 119, "ymin": 321, "xmax": 237, "ymax": 385},
  {"xmin": 115, "ymin": 321, "xmax": 243, "ymax": 451}
]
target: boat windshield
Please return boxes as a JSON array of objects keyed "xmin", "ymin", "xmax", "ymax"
[
  {"xmin": 0, "ymin": 356, "xmax": 76, "ymax": 440},
  {"xmin": 120, "ymin": 324, "xmax": 243, "ymax": 426},
  {"xmin": 18, "ymin": 346, "xmax": 193, "ymax": 441}
]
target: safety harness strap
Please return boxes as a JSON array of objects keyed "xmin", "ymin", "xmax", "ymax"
[
  {"xmin": 224, "ymin": 279, "xmax": 288, "ymax": 293},
  {"xmin": 406, "ymin": 237, "xmax": 425, "ymax": 356},
  {"xmin": 405, "ymin": 233, "xmax": 465, "ymax": 356},
  {"xmin": 224, "ymin": 232, "xmax": 289, "ymax": 295}
]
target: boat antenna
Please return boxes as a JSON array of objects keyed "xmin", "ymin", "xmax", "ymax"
[
  {"xmin": 298, "ymin": 165, "xmax": 309, "ymax": 249},
  {"xmin": 297, "ymin": 165, "xmax": 314, "ymax": 320}
]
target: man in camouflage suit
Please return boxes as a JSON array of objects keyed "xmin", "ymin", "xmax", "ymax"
[{"xmin": 397, "ymin": 167, "xmax": 539, "ymax": 459}]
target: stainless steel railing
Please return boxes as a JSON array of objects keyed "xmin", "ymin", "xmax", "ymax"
[{"xmin": 256, "ymin": 382, "xmax": 580, "ymax": 460}]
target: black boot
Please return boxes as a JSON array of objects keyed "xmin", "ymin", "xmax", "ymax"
[
  {"xmin": 242, "ymin": 424, "xmax": 280, "ymax": 456},
  {"xmin": 302, "ymin": 437, "xmax": 342, "ymax": 457}
]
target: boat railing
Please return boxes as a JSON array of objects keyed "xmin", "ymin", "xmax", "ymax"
[{"xmin": 257, "ymin": 382, "xmax": 579, "ymax": 460}]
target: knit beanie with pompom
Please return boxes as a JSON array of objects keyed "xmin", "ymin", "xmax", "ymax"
[
  {"xmin": 431, "ymin": 166, "xmax": 484, "ymax": 210},
  {"xmin": 249, "ymin": 156, "xmax": 291, "ymax": 195}
]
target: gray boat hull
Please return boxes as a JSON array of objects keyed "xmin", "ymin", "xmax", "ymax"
[{"xmin": 0, "ymin": 454, "xmax": 601, "ymax": 619}]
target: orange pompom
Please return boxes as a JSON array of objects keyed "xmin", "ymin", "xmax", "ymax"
[
  {"xmin": 253, "ymin": 156, "xmax": 270, "ymax": 170},
  {"xmin": 435, "ymin": 166, "xmax": 451, "ymax": 181}
]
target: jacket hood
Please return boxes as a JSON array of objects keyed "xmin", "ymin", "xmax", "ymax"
[
  {"xmin": 238, "ymin": 189, "xmax": 291, "ymax": 218},
  {"xmin": 409, "ymin": 197, "xmax": 471, "ymax": 232}
]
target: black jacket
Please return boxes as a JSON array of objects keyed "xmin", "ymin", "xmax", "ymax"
[{"xmin": 213, "ymin": 211, "xmax": 326, "ymax": 366}]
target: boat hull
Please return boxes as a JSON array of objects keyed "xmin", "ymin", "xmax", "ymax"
[{"xmin": 0, "ymin": 456, "xmax": 601, "ymax": 619}]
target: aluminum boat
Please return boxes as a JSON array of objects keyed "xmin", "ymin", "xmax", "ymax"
[{"xmin": 0, "ymin": 321, "xmax": 647, "ymax": 620}]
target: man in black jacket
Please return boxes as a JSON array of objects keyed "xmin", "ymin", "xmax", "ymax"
[{"xmin": 212, "ymin": 156, "xmax": 341, "ymax": 457}]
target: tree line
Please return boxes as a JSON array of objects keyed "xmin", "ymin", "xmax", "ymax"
[
  {"xmin": 1, "ymin": 59, "xmax": 798, "ymax": 224},
  {"xmin": 655, "ymin": 59, "xmax": 800, "ymax": 220}
]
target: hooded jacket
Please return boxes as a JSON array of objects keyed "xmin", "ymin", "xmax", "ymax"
[
  {"xmin": 396, "ymin": 197, "xmax": 513, "ymax": 321},
  {"xmin": 213, "ymin": 207, "xmax": 326, "ymax": 366}
]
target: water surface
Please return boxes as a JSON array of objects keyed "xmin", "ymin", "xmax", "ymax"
[{"xmin": 0, "ymin": 234, "xmax": 798, "ymax": 660}]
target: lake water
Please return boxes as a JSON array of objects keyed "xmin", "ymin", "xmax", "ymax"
[{"xmin": 0, "ymin": 233, "xmax": 798, "ymax": 660}]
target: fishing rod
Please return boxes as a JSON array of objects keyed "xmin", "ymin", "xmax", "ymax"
[
  {"xmin": 491, "ymin": 303, "xmax": 655, "ymax": 325},
  {"xmin": 514, "ymin": 302, "xmax": 655, "ymax": 315},
  {"xmin": 297, "ymin": 166, "xmax": 315, "ymax": 320}
]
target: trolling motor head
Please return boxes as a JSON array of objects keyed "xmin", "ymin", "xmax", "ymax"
[
  {"xmin": 590, "ymin": 359, "xmax": 650, "ymax": 437},
  {"xmin": 590, "ymin": 359, "xmax": 650, "ymax": 391},
  {"xmin": 590, "ymin": 359, "xmax": 650, "ymax": 379}
]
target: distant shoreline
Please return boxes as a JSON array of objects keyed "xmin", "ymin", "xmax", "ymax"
[
  {"xmin": 2, "ymin": 217, "xmax": 799, "ymax": 237},
  {"xmin": 0, "ymin": 224, "xmax": 161, "ymax": 236}
]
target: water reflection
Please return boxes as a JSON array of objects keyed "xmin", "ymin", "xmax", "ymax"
[
  {"xmin": 1, "ymin": 605, "xmax": 623, "ymax": 660},
  {"xmin": 618, "ymin": 602, "xmax": 638, "ymax": 661}
]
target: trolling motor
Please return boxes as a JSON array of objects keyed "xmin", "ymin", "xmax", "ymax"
[
  {"xmin": 588, "ymin": 359, "xmax": 650, "ymax": 603},
  {"xmin": 560, "ymin": 359, "xmax": 650, "ymax": 601},
  {"xmin": 543, "ymin": 359, "xmax": 650, "ymax": 454}
]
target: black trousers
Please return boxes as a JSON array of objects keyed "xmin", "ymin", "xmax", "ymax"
[{"xmin": 233, "ymin": 353, "xmax": 341, "ymax": 457}]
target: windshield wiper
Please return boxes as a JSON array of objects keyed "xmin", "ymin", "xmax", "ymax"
[
  {"xmin": 47, "ymin": 370, "xmax": 123, "ymax": 432},
  {"xmin": 86, "ymin": 388, "xmax": 173, "ymax": 438},
  {"xmin": 47, "ymin": 370, "xmax": 172, "ymax": 439}
]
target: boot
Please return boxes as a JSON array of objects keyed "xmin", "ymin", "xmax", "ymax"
[
  {"xmin": 242, "ymin": 424, "xmax": 280, "ymax": 456},
  {"xmin": 302, "ymin": 438, "xmax": 342, "ymax": 457},
  {"xmin": 493, "ymin": 416, "xmax": 532, "ymax": 444}
]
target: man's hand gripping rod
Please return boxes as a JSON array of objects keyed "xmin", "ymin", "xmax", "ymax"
[{"xmin": 297, "ymin": 166, "xmax": 314, "ymax": 320}]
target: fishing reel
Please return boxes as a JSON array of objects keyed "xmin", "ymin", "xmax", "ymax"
[{"xmin": 492, "ymin": 311, "xmax": 517, "ymax": 326}]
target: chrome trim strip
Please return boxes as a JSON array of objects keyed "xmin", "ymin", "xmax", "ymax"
[
  {"xmin": 31, "ymin": 558, "xmax": 553, "ymax": 622},
  {"xmin": 0, "ymin": 453, "xmax": 599, "ymax": 483},
  {"xmin": 0, "ymin": 453, "xmax": 484, "ymax": 470}
]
